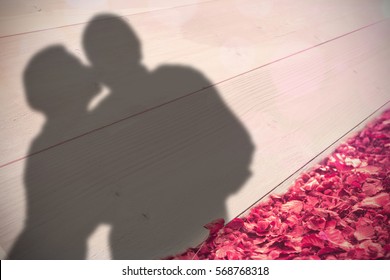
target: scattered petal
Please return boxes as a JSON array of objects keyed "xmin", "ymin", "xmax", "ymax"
[
  {"xmin": 281, "ymin": 200, "xmax": 303, "ymax": 214},
  {"xmin": 204, "ymin": 218, "xmax": 224, "ymax": 235},
  {"xmin": 226, "ymin": 218, "xmax": 244, "ymax": 230},
  {"xmin": 301, "ymin": 234, "xmax": 324, "ymax": 248},
  {"xmin": 354, "ymin": 224, "xmax": 375, "ymax": 241},
  {"xmin": 362, "ymin": 179, "xmax": 383, "ymax": 196},
  {"xmin": 169, "ymin": 109, "xmax": 390, "ymax": 260},
  {"xmin": 360, "ymin": 193, "xmax": 390, "ymax": 208}
]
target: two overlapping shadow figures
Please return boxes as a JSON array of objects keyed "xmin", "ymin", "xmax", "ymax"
[{"xmin": 9, "ymin": 14, "xmax": 254, "ymax": 259}]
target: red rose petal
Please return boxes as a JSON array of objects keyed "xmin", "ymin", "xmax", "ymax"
[
  {"xmin": 295, "ymin": 255, "xmax": 321, "ymax": 260},
  {"xmin": 359, "ymin": 240, "xmax": 384, "ymax": 258},
  {"xmin": 306, "ymin": 216, "xmax": 326, "ymax": 231},
  {"xmin": 345, "ymin": 157, "xmax": 361, "ymax": 168},
  {"xmin": 226, "ymin": 218, "xmax": 244, "ymax": 230},
  {"xmin": 251, "ymin": 254, "xmax": 269, "ymax": 260},
  {"xmin": 215, "ymin": 245, "xmax": 235, "ymax": 259},
  {"xmin": 302, "ymin": 234, "xmax": 324, "ymax": 248},
  {"xmin": 320, "ymin": 229, "xmax": 352, "ymax": 249},
  {"xmin": 354, "ymin": 224, "xmax": 375, "ymax": 241},
  {"xmin": 304, "ymin": 178, "xmax": 319, "ymax": 191},
  {"xmin": 362, "ymin": 179, "xmax": 383, "ymax": 196},
  {"xmin": 354, "ymin": 165, "xmax": 380, "ymax": 175},
  {"xmin": 170, "ymin": 109, "xmax": 390, "ymax": 260},
  {"xmin": 347, "ymin": 248, "xmax": 368, "ymax": 259},
  {"xmin": 290, "ymin": 225, "xmax": 305, "ymax": 237},
  {"xmin": 256, "ymin": 220, "xmax": 270, "ymax": 233},
  {"xmin": 325, "ymin": 219, "xmax": 337, "ymax": 230},
  {"xmin": 383, "ymin": 202, "xmax": 390, "ymax": 214},
  {"xmin": 305, "ymin": 196, "xmax": 319, "ymax": 207},
  {"xmin": 318, "ymin": 247, "xmax": 344, "ymax": 256},
  {"xmin": 360, "ymin": 193, "xmax": 390, "ymax": 208},
  {"xmin": 281, "ymin": 200, "xmax": 303, "ymax": 214},
  {"xmin": 204, "ymin": 218, "xmax": 224, "ymax": 235}
]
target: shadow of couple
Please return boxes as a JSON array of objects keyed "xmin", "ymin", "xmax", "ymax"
[{"xmin": 9, "ymin": 13, "xmax": 254, "ymax": 259}]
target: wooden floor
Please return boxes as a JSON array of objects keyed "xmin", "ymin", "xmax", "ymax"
[{"xmin": 0, "ymin": 0, "xmax": 389, "ymax": 259}]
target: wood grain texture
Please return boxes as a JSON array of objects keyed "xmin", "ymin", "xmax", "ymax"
[
  {"xmin": 0, "ymin": 1, "xmax": 390, "ymax": 259},
  {"xmin": 1, "ymin": 0, "xmax": 388, "ymax": 166},
  {"xmin": 0, "ymin": 0, "xmax": 213, "ymax": 37}
]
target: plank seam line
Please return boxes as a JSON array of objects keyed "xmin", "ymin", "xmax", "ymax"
[
  {"xmin": 235, "ymin": 99, "xmax": 390, "ymax": 219},
  {"xmin": 0, "ymin": 19, "xmax": 387, "ymax": 169},
  {"xmin": 191, "ymin": 99, "xmax": 390, "ymax": 260},
  {"xmin": 0, "ymin": 0, "xmax": 217, "ymax": 39}
]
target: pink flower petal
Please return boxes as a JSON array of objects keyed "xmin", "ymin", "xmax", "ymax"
[
  {"xmin": 347, "ymin": 248, "xmax": 368, "ymax": 259},
  {"xmin": 359, "ymin": 240, "xmax": 384, "ymax": 258},
  {"xmin": 383, "ymin": 202, "xmax": 390, "ymax": 214},
  {"xmin": 302, "ymin": 234, "xmax": 324, "ymax": 248},
  {"xmin": 354, "ymin": 224, "xmax": 375, "ymax": 241},
  {"xmin": 251, "ymin": 254, "xmax": 269, "ymax": 260},
  {"xmin": 304, "ymin": 178, "xmax": 319, "ymax": 191},
  {"xmin": 320, "ymin": 229, "xmax": 352, "ymax": 250},
  {"xmin": 281, "ymin": 200, "xmax": 303, "ymax": 214},
  {"xmin": 291, "ymin": 226, "xmax": 305, "ymax": 237},
  {"xmin": 318, "ymin": 247, "xmax": 344, "ymax": 256},
  {"xmin": 295, "ymin": 255, "xmax": 321, "ymax": 260},
  {"xmin": 204, "ymin": 218, "xmax": 224, "ymax": 235},
  {"xmin": 256, "ymin": 220, "xmax": 270, "ymax": 233},
  {"xmin": 362, "ymin": 179, "xmax": 383, "ymax": 196},
  {"xmin": 306, "ymin": 216, "xmax": 326, "ymax": 231},
  {"xmin": 345, "ymin": 157, "xmax": 361, "ymax": 168},
  {"xmin": 215, "ymin": 245, "xmax": 236, "ymax": 259},
  {"xmin": 354, "ymin": 165, "xmax": 380, "ymax": 175},
  {"xmin": 305, "ymin": 196, "xmax": 319, "ymax": 207},
  {"xmin": 360, "ymin": 193, "xmax": 390, "ymax": 208},
  {"xmin": 226, "ymin": 218, "xmax": 244, "ymax": 230},
  {"xmin": 170, "ymin": 109, "xmax": 390, "ymax": 260}
]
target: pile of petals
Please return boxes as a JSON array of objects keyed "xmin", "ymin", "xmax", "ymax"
[{"xmin": 168, "ymin": 109, "xmax": 390, "ymax": 260}]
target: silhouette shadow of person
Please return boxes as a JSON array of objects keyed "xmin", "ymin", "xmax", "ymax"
[
  {"xmin": 8, "ymin": 46, "xmax": 102, "ymax": 259},
  {"xmin": 8, "ymin": 13, "xmax": 254, "ymax": 259}
]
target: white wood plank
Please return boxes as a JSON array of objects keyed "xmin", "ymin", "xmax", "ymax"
[
  {"xmin": 242, "ymin": 102, "xmax": 390, "ymax": 216},
  {"xmin": 1, "ymin": 0, "xmax": 388, "ymax": 166},
  {"xmin": 0, "ymin": 0, "xmax": 212, "ymax": 37},
  {"xmin": 1, "ymin": 20, "xmax": 389, "ymax": 259}
]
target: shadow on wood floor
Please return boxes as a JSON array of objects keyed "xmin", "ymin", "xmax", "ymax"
[{"xmin": 8, "ymin": 14, "xmax": 254, "ymax": 259}]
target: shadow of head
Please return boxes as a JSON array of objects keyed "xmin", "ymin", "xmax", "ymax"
[
  {"xmin": 24, "ymin": 46, "xmax": 99, "ymax": 118},
  {"xmin": 83, "ymin": 14, "xmax": 142, "ymax": 77}
]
